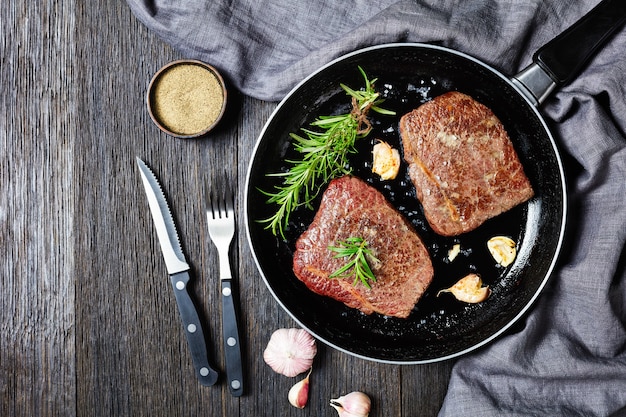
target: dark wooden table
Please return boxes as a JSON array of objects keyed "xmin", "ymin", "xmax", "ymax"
[{"xmin": 1, "ymin": 2, "xmax": 453, "ymax": 416}]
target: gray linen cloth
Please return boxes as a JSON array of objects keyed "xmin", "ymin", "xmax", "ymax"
[{"xmin": 127, "ymin": 0, "xmax": 626, "ymax": 415}]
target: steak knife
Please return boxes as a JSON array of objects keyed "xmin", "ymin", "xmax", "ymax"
[{"xmin": 136, "ymin": 157, "xmax": 218, "ymax": 386}]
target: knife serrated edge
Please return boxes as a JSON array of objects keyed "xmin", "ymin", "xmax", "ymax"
[{"xmin": 136, "ymin": 157, "xmax": 189, "ymax": 274}]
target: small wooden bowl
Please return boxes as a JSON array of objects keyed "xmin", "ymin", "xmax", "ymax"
[{"xmin": 147, "ymin": 60, "xmax": 227, "ymax": 138}]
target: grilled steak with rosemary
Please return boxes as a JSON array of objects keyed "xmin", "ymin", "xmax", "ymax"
[
  {"xmin": 293, "ymin": 176, "xmax": 433, "ymax": 318},
  {"xmin": 400, "ymin": 91, "xmax": 534, "ymax": 236}
]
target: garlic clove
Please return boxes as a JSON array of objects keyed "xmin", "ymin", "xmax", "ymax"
[
  {"xmin": 263, "ymin": 328, "xmax": 317, "ymax": 377},
  {"xmin": 288, "ymin": 368, "xmax": 312, "ymax": 408},
  {"xmin": 372, "ymin": 140, "xmax": 401, "ymax": 180},
  {"xmin": 437, "ymin": 273, "xmax": 490, "ymax": 303},
  {"xmin": 487, "ymin": 236, "xmax": 517, "ymax": 267},
  {"xmin": 330, "ymin": 391, "xmax": 371, "ymax": 417}
]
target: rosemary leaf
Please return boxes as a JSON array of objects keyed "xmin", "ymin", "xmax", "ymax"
[{"xmin": 328, "ymin": 237, "xmax": 379, "ymax": 289}]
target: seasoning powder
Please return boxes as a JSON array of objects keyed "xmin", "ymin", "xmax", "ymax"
[{"xmin": 151, "ymin": 64, "xmax": 224, "ymax": 136}]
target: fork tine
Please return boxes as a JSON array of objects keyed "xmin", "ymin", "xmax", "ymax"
[
  {"xmin": 220, "ymin": 190, "xmax": 232, "ymax": 218},
  {"xmin": 210, "ymin": 191, "xmax": 222, "ymax": 219},
  {"xmin": 225, "ymin": 189, "xmax": 234, "ymax": 216},
  {"xmin": 213, "ymin": 192, "xmax": 222, "ymax": 218},
  {"xmin": 204, "ymin": 182, "xmax": 215, "ymax": 219}
]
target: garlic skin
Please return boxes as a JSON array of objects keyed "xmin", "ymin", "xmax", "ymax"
[
  {"xmin": 263, "ymin": 328, "xmax": 317, "ymax": 377},
  {"xmin": 288, "ymin": 368, "xmax": 312, "ymax": 408},
  {"xmin": 437, "ymin": 273, "xmax": 490, "ymax": 303},
  {"xmin": 330, "ymin": 391, "xmax": 371, "ymax": 417}
]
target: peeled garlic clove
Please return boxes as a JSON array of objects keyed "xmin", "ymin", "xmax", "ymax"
[
  {"xmin": 372, "ymin": 140, "xmax": 401, "ymax": 180},
  {"xmin": 487, "ymin": 236, "xmax": 517, "ymax": 267},
  {"xmin": 263, "ymin": 328, "xmax": 317, "ymax": 377},
  {"xmin": 437, "ymin": 273, "xmax": 490, "ymax": 303},
  {"xmin": 288, "ymin": 368, "xmax": 312, "ymax": 408},
  {"xmin": 330, "ymin": 391, "xmax": 371, "ymax": 417}
]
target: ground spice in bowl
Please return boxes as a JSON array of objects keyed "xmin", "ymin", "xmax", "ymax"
[{"xmin": 147, "ymin": 60, "xmax": 226, "ymax": 138}]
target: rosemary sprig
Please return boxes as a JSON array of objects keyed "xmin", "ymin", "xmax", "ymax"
[
  {"xmin": 328, "ymin": 237, "xmax": 379, "ymax": 289},
  {"xmin": 259, "ymin": 67, "xmax": 395, "ymax": 237}
]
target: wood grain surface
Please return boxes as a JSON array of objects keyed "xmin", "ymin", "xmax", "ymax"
[{"xmin": 1, "ymin": 2, "xmax": 454, "ymax": 416}]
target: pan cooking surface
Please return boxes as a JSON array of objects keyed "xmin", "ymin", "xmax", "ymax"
[{"xmin": 245, "ymin": 44, "xmax": 566, "ymax": 363}]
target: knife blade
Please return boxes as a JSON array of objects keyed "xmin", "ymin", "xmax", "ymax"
[{"xmin": 136, "ymin": 157, "xmax": 218, "ymax": 386}]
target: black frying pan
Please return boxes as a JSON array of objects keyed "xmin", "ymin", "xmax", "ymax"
[{"xmin": 244, "ymin": 0, "xmax": 626, "ymax": 363}]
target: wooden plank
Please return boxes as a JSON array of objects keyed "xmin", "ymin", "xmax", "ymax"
[
  {"xmin": 73, "ymin": 2, "xmax": 183, "ymax": 416},
  {"xmin": 0, "ymin": 2, "xmax": 77, "ymax": 417},
  {"xmin": 403, "ymin": 362, "xmax": 455, "ymax": 417}
]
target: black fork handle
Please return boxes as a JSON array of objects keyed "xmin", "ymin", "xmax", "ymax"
[{"xmin": 221, "ymin": 278, "xmax": 244, "ymax": 396}]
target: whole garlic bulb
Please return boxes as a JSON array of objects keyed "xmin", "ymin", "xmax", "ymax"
[
  {"xmin": 263, "ymin": 328, "xmax": 317, "ymax": 377},
  {"xmin": 330, "ymin": 391, "xmax": 371, "ymax": 417}
]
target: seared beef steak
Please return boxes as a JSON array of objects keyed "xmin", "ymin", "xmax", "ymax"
[
  {"xmin": 399, "ymin": 91, "xmax": 534, "ymax": 236},
  {"xmin": 293, "ymin": 176, "xmax": 433, "ymax": 318}
]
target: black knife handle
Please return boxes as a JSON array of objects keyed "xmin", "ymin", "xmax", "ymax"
[
  {"xmin": 221, "ymin": 279, "xmax": 244, "ymax": 396},
  {"xmin": 170, "ymin": 271, "xmax": 219, "ymax": 386}
]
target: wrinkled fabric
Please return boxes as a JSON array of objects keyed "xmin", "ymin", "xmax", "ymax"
[
  {"xmin": 127, "ymin": 0, "xmax": 626, "ymax": 415},
  {"xmin": 126, "ymin": 0, "xmax": 590, "ymax": 102}
]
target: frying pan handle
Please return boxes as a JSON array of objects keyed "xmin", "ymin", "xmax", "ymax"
[
  {"xmin": 535, "ymin": 0, "xmax": 626, "ymax": 85},
  {"xmin": 513, "ymin": 0, "xmax": 626, "ymax": 105}
]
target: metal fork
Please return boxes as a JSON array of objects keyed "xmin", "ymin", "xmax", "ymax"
[{"xmin": 206, "ymin": 189, "xmax": 243, "ymax": 397}]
